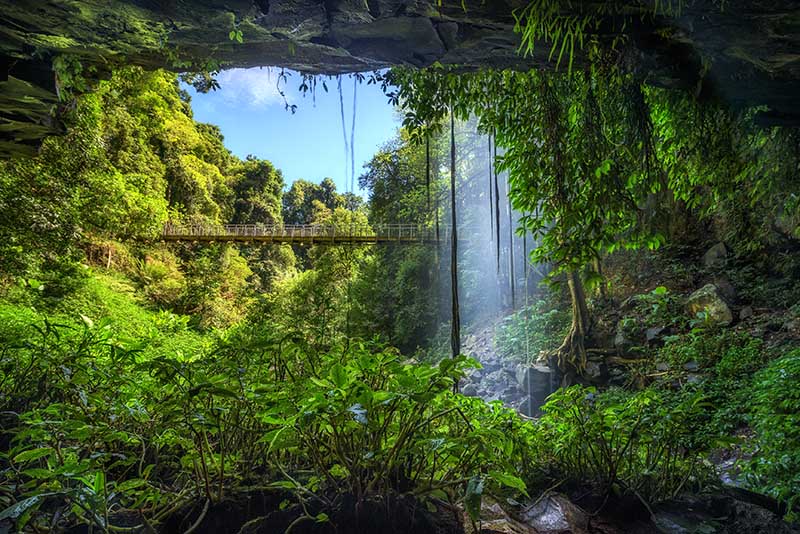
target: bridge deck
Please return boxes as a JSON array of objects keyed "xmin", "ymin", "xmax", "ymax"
[{"xmin": 161, "ymin": 223, "xmax": 451, "ymax": 244}]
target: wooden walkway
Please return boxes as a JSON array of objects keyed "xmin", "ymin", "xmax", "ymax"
[{"xmin": 161, "ymin": 223, "xmax": 452, "ymax": 244}]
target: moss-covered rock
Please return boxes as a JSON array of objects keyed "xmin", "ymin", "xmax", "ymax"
[{"xmin": 686, "ymin": 284, "xmax": 734, "ymax": 326}]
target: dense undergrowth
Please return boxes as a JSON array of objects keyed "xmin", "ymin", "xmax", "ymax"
[
  {"xmin": 0, "ymin": 281, "xmax": 705, "ymax": 532},
  {"xmin": 4, "ymin": 262, "xmax": 799, "ymax": 532},
  {"xmin": 2, "ymin": 51, "xmax": 800, "ymax": 533}
]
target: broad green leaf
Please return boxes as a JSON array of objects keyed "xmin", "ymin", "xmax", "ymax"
[
  {"xmin": 464, "ymin": 476, "xmax": 484, "ymax": 523},
  {"xmin": 13, "ymin": 447, "xmax": 54, "ymax": 463},
  {"xmin": 489, "ymin": 471, "xmax": 528, "ymax": 496}
]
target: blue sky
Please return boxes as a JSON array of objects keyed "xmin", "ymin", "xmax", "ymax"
[{"xmin": 183, "ymin": 68, "xmax": 401, "ymax": 195}]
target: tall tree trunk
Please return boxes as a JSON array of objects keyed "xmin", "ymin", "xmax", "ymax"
[
  {"xmin": 425, "ymin": 135, "xmax": 431, "ymax": 214},
  {"xmin": 523, "ymin": 222, "xmax": 528, "ymax": 298},
  {"xmin": 488, "ymin": 135, "xmax": 494, "ymax": 246},
  {"xmin": 450, "ymin": 108, "xmax": 461, "ymax": 360},
  {"xmin": 493, "ymin": 132, "xmax": 501, "ymax": 276},
  {"xmin": 593, "ymin": 257, "xmax": 607, "ymax": 301},
  {"xmin": 552, "ymin": 270, "xmax": 590, "ymax": 381},
  {"xmin": 507, "ymin": 175, "xmax": 515, "ymax": 310}
]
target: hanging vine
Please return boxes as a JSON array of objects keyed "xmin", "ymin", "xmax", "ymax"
[
  {"xmin": 337, "ymin": 76, "xmax": 350, "ymax": 191},
  {"xmin": 350, "ymin": 76, "xmax": 358, "ymax": 192}
]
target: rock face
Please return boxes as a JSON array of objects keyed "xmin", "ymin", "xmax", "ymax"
[
  {"xmin": 686, "ymin": 284, "xmax": 734, "ymax": 326},
  {"xmin": 2, "ymin": 1, "xmax": 800, "ymax": 156}
]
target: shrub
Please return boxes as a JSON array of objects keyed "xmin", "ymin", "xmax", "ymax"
[
  {"xmin": 0, "ymin": 313, "xmax": 534, "ymax": 532},
  {"xmin": 746, "ymin": 348, "xmax": 800, "ymax": 520},
  {"xmin": 658, "ymin": 331, "xmax": 767, "ymax": 437},
  {"xmin": 258, "ymin": 348, "xmax": 533, "ymax": 525},
  {"xmin": 132, "ymin": 249, "xmax": 185, "ymax": 308},
  {"xmin": 494, "ymin": 299, "xmax": 570, "ymax": 362},
  {"xmin": 534, "ymin": 385, "xmax": 714, "ymax": 503}
]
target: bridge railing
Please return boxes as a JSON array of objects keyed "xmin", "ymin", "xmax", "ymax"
[{"xmin": 161, "ymin": 223, "xmax": 452, "ymax": 242}]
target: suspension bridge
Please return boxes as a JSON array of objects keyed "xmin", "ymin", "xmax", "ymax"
[{"xmin": 161, "ymin": 223, "xmax": 454, "ymax": 244}]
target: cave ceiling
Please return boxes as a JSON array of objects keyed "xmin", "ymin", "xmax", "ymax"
[{"xmin": 1, "ymin": 0, "xmax": 799, "ymax": 156}]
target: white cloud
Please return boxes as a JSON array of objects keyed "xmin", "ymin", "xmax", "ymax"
[{"xmin": 215, "ymin": 67, "xmax": 291, "ymax": 109}]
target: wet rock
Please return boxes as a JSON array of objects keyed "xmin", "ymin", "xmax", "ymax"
[
  {"xmin": 515, "ymin": 364, "xmax": 529, "ymax": 389},
  {"xmin": 686, "ymin": 284, "xmax": 733, "ymax": 326},
  {"xmin": 464, "ymin": 499, "xmax": 535, "ymax": 534},
  {"xmin": 614, "ymin": 329, "xmax": 633, "ymax": 351},
  {"xmin": 526, "ymin": 364, "xmax": 558, "ymax": 416},
  {"xmin": 518, "ymin": 397, "xmax": 530, "ymax": 415},
  {"xmin": 520, "ymin": 494, "xmax": 588, "ymax": 534},
  {"xmin": 585, "ymin": 360, "xmax": 603, "ymax": 381},
  {"xmin": 502, "ymin": 386, "xmax": 519, "ymax": 402},
  {"xmin": 713, "ymin": 276, "xmax": 737, "ymax": 303},
  {"xmin": 703, "ymin": 242, "xmax": 728, "ymax": 268},
  {"xmin": 461, "ymin": 383, "xmax": 478, "ymax": 397},
  {"xmin": 784, "ymin": 318, "xmax": 800, "ymax": 334},
  {"xmin": 683, "ymin": 360, "xmax": 699, "ymax": 371},
  {"xmin": 652, "ymin": 493, "xmax": 797, "ymax": 534},
  {"xmin": 646, "ymin": 326, "xmax": 666, "ymax": 342},
  {"xmin": 740, "ymin": 306, "xmax": 754, "ymax": 321}
]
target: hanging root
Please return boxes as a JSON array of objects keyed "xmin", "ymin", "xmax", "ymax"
[
  {"xmin": 550, "ymin": 324, "xmax": 588, "ymax": 379},
  {"xmin": 547, "ymin": 270, "xmax": 590, "ymax": 381}
]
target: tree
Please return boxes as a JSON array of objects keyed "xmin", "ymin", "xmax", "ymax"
[{"xmin": 386, "ymin": 65, "xmax": 662, "ymax": 377}]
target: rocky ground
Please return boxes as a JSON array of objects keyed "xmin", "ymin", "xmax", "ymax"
[
  {"xmin": 459, "ymin": 323, "xmax": 552, "ymax": 416},
  {"xmin": 455, "ymin": 241, "xmax": 800, "ymax": 533}
]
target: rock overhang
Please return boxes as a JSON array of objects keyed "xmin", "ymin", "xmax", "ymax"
[{"xmin": 1, "ymin": 0, "xmax": 799, "ymax": 157}]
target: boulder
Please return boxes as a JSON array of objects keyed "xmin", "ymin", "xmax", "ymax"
[
  {"xmin": 646, "ymin": 326, "xmax": 666, "ymax": 342},
  {"xmin": 614, "ymin": 328, "xmax": 633, "ymax": 351},
  {"xmin": 683, "ymin": 360, "xmax": 699, "ymax": 371},
  {"xmin": 713, "ymin": 276, "xmax": 737, "ymax": 303},
  {"xmin": 515, "ymin": 364, "xmax": 529, "ymax": 389},
  {"xmin": 784, "ymin": 318, "xmax": 800, "ymax": 334},
  {"xmin": 686, "ymin": 284, "xmax": 733, "ymax": 326},
  {"xmin": 585, "ymin": 360, "xmax": 603, "ymax": 381},
  {"xmin": 520, "ymin": 494, "xmax": 588, "ymax": 534},
  {"xmin": 461, "ymin": 383, "xmax": 478, "ymax": 397},
  {"xmin": 739, "ymin": 306, "xmax": 754, "ymax": 321},
  {"xmin": 703, "ymin": 242, "xmax": 728, "ymax": 268}
]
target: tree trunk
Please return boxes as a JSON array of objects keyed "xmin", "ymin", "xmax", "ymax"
[
  {"xmin": 507, "ymin": 176, "xmax": 515, "ymax": 310},
  {"xmin": 425, "ymin": 135, "xmax": 431, "ymax": 213},
  {"xmin": 493, "ymin": 132, "xmax": 501, "ymax": 276},
  {"xmin": 551, "ymin": 270, "xmax": 590, "ymax": 381},
  {"xmin": 449, "ymin": 108, "xmax": 460, "ymax": 360},
  {"xmin": 593, "ymin": 257, "xmax": 607, "ymax": 301},
  {"xmin": 488, "ymin": 135, "xmax": 494, "ymax": 247}
]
